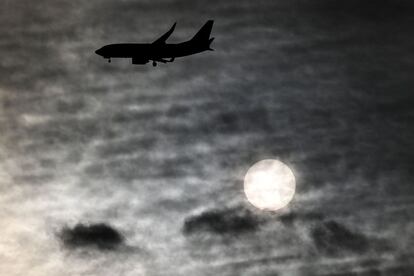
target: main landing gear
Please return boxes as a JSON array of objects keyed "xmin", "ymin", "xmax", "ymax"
[
  {"xmin": 152, "ymin": 61, "xmax": 157, "ymax": 67},
  {"xmin": 108, "ymin": 58, "xmax": 111, "ymax": 63}
]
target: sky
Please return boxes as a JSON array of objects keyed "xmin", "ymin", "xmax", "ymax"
[{"xmin": 1, "ymin": 0, "xmax": 414, "ymax": 275}]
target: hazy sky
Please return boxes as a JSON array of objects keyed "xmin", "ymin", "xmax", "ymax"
[{"xmin": 1, "ymin": 0, "xmax": 414, "ymax": 275}]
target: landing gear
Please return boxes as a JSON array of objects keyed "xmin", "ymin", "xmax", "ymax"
[
  {"xmin": 152, "ymin": 61, "xmax": 157, "ymax": 67},
  {"xmin": 108, "ymin": 58, "xmax": 111, "ymax": 63}
]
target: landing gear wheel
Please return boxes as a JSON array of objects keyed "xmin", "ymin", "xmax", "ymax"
[
  {"xmin": 152, "ymin": 61, "xmax": 157, "ymax": 67},
  {"xmin": 108, "ymin": 58, "xmax": 111, "ymax": 63}
]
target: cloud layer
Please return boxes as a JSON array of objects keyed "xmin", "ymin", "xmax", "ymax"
[{"xmin": 0, "ymin": 0, "xmax": 413, "ymax": 275}]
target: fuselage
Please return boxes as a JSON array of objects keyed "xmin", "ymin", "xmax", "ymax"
[{"xmin": 95, "ymin": 41, "xmax": 207, "ymax": 59}]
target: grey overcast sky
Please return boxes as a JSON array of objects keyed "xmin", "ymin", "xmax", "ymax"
[{"xmin": 1, "ymin": 0, "xmax": 414, "ymax": 275}]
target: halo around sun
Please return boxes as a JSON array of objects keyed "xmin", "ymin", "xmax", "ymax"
[{"xmin": 244, "ymin": 159, "xmax": 296, "ymax": 211}]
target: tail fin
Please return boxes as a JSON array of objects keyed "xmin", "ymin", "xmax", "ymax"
[{"xmin": 191, "ymin": 20, "xmax": 214, "ymax": 42}]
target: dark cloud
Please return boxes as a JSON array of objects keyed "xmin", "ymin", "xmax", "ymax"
[
  {"xmin": 84, "ymin": 153, "xmax": 207, "ymax": 181},
  {"xmin": 96, "ymin": 136, "xmax": 157, "ymax": 159},
  {"xmin": 279, "ymin": 212, "xmax": 325, "ymax": 226},
  {"xmin": 55, "ymin": 97, "xmax": 87, "ymax": 114},
  {"xmin": 12, "ymin": 173, "xmax": 55, "ymax": 185},
  {"xmin": 212, "ymin": 108, "xmax": 271, "ymax": 134},
  {"xmin": 183, "ymin": 207, "xmax": 262, "ymax": 236},
  {"xmin": 60, "ymin": 223, "xmax": 124, "ymax": 250},
  {"xmin": 384, "ymin": 266, "xmax": 414, "ymax": 276},
  {"xmin": 320, "ymin": 269, "xmax": 381, "ymax": 276},
  {"xmin": 311, "ymin": 220, "xmax": 369, "ymax": 255},
  {"xmin": 298, "ymin": 0, "xmax": 414, "ymax": 15},
  {"xmin": 320, "ymin": 265, "xmax": 414, "ymax": 276}
]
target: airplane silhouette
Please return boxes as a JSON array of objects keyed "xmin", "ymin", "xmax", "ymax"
[{"xmin": 95, "ymin": 20, "xmax": 214, "ymax": 66}]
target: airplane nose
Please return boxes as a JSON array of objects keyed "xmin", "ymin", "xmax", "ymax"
[{"xmin": 95, "ymin": 48, "xmax": 103, "ymax": 55}]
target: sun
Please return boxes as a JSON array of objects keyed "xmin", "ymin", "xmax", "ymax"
[{"xmin": 244, "ymin": 159, "xmax": 296, "ymax": 211}]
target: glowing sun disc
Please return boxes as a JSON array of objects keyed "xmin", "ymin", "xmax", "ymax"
[{"xmin": 244, "ymin": 159, "xmax": 296, "ymax": 211}]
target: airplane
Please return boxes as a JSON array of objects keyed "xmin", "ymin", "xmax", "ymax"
[{"xmin": 95, "ymin": 20, "xmax": 214, "ymax": 66}]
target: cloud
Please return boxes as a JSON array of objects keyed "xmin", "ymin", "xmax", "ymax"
[
  {"xmin": 183, "ymin": 207, "xmax": 262, "ymax": 236},
  {"xmin": 279, "ymin": 211, "xmax": 324, "ymax": 226},
  {"xmin": 319, "ymin": 266, "xmax": 414, "ymax": 276},
  {"xmin": 60, "ymin": 223, "xmax": 124, "ymax": 250},
  {"xmin": 96, "ymin": 136, "xmax": 157, "ymax": 159},
  {"xmin": 12, "ymin": 173, "xmax": 55, "ymax": 185},
  {"xmin": 212, "ymin": 107, "xmax": 271, "ymax": 134},
  {"xmin": 310, "ymin": 220, "xmax": 369, "ymax": 255}
]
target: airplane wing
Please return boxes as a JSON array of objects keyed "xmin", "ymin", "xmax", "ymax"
[{"xmin": 152, "ymin": 22, "xmax": 176, "ymax": 45}]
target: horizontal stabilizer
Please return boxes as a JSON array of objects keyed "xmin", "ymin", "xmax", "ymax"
[{"xmin": 208, "ymin": 37, "xmax": 215, "ymax": 50}]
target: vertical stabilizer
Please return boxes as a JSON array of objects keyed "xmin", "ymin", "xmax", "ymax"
[{"xmin": 191, "ymin": 20, "xmax": 214, "ymax": 42}]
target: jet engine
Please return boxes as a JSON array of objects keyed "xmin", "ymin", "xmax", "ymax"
[{"xmin": 132, "ymin": 58, "xmax": 149, "ymax": 64}]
